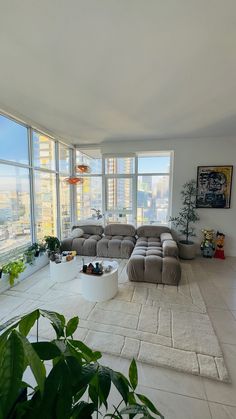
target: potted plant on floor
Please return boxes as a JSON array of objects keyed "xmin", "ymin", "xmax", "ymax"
[
  {"xmin": 0, "ymin": 309, "xmax": 164, "ymax": 419},
  {"xmin": 170, "ymin": 179, "xmax": 200, "ymax": 259}
]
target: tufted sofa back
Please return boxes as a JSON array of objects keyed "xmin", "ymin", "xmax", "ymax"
[
  {"xmin": 104, "ymin": 223, "xmax": 136, "ymax": 237},
  {"xmin": 136, "ymin": 225, "xmax": 170, "ymax": 238}
]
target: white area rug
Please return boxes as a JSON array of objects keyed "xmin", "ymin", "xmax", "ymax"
[{"xmin": 20, "ymin": 258, "xmax": 229, "ymax": 382}]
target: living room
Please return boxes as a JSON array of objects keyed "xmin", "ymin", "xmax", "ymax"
[{"xmin": 0, "ymin": 1, "xmax": 236, "ymax": 418}]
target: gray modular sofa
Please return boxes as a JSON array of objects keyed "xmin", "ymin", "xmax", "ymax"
[
  {"xmin": 61, "ymin": 223, "xmax": 181, "ymax": 285},
  {"xmin": 61, "ymin": 225, "xmax": 103, "ymax": 256},
  {"xmin": 127, "ymin": 225, "xmax": 181, "ymax": 285},
  {"xmin": 97, "ymin": 224, "xmax": 136, "ymax": 258}
]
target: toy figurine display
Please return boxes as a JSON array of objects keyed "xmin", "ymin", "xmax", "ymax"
[
  {"xmin": 214, "ymin": 231, "xmax": 226, "ymax": 259},
  {"xmin": 200, "ymin": 229, "xmax": 215, "ymax": 258}
]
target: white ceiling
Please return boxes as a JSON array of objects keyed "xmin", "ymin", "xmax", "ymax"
[{"xmin": 0, "ymin": 0, "xmax": 236, "ymax": 145}]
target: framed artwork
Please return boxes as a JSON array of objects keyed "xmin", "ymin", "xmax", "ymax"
[{"xmin": 196, "ymin": 165, "xmax": 233, "ymax": 208}]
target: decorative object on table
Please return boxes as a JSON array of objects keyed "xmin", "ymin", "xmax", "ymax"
[
  {"xmin": 81, "ymin": 261, "xmax": 103, "ymax": 275},
  {"xmin": 214, "ymin": 231, "xmax": 226, "ymax": 259},
  {"xmin": 196, "ymin": 165, "xmax": 233, "ymax": 208},
  {"xmin": 200, "ymin": 229, "xmax": 215, "ymax": 258},
  {"xmin": 64, "ymin": 176, "xmax": 84, "ymax": 185},
  {"xmin": 169, "ymin": 179, "xmax": 200, "ymax": 259}
]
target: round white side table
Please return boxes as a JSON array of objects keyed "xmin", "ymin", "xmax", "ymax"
[
  {"xmin": 80, "ymin": 261, "xmax": 118, "ymax": 302},
  {"xmin": 50, "ymin": 258, "xmax": 78, "ymax": 282}
]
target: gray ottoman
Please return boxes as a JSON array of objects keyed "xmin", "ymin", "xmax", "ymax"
[{"xmin": 127, "ymin": 226, "xmax": 181, "ymax": 285}]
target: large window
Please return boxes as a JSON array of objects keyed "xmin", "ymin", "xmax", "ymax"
[
  {"xmin": 0, "ymin": 164, "xmax": 31, "ymax": 258},
  {"xmin": 0, "ymin": 115, "xmax": 28, "ymax": 165},
  {"xmin": 75, "ymin": 152, "xmax": 172, "ymax": 226},
  {"xmin": 34, "ymin": 171, "xmax": 57, "ymax": 239},
  {"xmin": 137, "ymin": 155, "xmax": 171, "ymax": 225},
  {"xmin": 59, "ymin": 143, "xmax": 72, "ymax": 238},
  {"xmin": 0, "ymin": 113, "xmax": 73, "ymax": 261},
  {"xmin": 76, "ymin": 150, "xmax": 102, "ymax": 221}
]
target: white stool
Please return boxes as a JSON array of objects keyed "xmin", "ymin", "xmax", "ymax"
[
  {"xmin": 50, "ymin": 258, "xmax": 78, "ymax": 282},
  {"xmin": 80, "ymin": 261, "xmax": 118, "ymax": 302}
]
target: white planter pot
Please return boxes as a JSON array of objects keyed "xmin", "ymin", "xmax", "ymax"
[{"xmin": 0, "ymin": 253, "xmax": 49, "ymax": 293}]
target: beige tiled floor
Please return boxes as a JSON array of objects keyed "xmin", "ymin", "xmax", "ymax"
[{"xmin": 1, "ymin": 256, "xmax": 236, "ymax": 418}]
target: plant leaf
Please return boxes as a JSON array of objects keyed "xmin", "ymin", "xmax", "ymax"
[
  {"xmin": 0, "ymin": 330, "xmax": 25, "ymax": 418},
  {"xmin": 71, "ymin": 401, "xmax": 94, "ymax": 418},
  {"xmin": 97, "ymin": 365, "xmax": 111, "ymax": 408},
  {"xmin": 68, "ymin": 339, "xmax": 102, "ymax": 362},
  {"xmin": 32, "ymin": 342, "xmax": 61, "ymax": 360},
  {"xmin": 137, "ymin": 393, "xmax": 164, "ymax": 418},
  {"xmin": 39, "ymin": 309, "xmax": 65, "ymax": 338},
  {"xmin": 66, "ymin": 316, "xmax": 79, "ymax": 337},
  {"xmin": 16, "ymin": 332, "xmax": 46, "ymax": 394},
  {"xmin": 129, "ymin": 358, "xmax": 138, "ymax": 390},
  {"xmin": 39, "ymin": 359, "xmax": 72, "ymax": 419},
  {"xmin": 19, "ymin": 310, "xmax": 40, "ymax": 336},
  {"xmin": 110, "ymin": 371, "xmax": 130, "ymax": 404}
]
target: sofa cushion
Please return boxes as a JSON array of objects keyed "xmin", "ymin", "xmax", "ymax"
[
  {"xmin": 136, "ymin": 225, "xmax": 170, "ymax": 238},
  {"xmin": 71, "ymin": 227, "xmax": 84, "ymax": 238},
  {"xmin": 104, "ymin": 223, "xmax": 136, "ymax": 237},
  {"xmin": 72, "ymin": 224, "xmax": 103, "ymax": 236}
]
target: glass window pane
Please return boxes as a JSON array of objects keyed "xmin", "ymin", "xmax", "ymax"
[
  {"xmin": 105, "ymin": 157, "xmax": 134, "ymax": 174},
  {"xmin": 34, "ymin": 171, "xmax": 57, "ymax": 239},
  {"xmin": 77, "ymin": 177, "xmax": 102, "ymax": 220},
  {"xmin": 60, "ymin": 176, "xmax": 71, "ymax": 238},
  {"xmin": 59, "ymin": 144, "xmax": 71, "ymax": 174},
  {"xmin": 0, "ymin": 115, "xmax": 28, "ymax": 164},
  {"xmin": 0, "ymin": 164, "xmax": 31, "ymax": 259},
  {"xmin": 76, "ymin": 150, "xmax": 102, "ymax": 174},
  {"xmin": 33, "ymin": 131, "xmax": 55, "ymax": 170},
  {"xmin": 106, "ymin": 178, "xmax": 133, "ymax": 224},
  {"xmin": 138, "ymin": 156, "xmax": 170, "ymax": 174},
  {"xmin": 137, "ymin": 175, "xmax": 169, "ymax": 225}
]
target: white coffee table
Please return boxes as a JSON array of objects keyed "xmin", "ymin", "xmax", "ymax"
[
  {"xmin": 80, "ymin": 260, "xmax": 118, "ymax": 302},
  {"xmin": 50, "ymin": 258, "xmax": 78, "ymax": 282}
]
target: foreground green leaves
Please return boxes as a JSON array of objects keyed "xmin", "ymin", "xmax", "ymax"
[{"xmin": 0, "ymin": 309, "xmax": 164, "ymax": 418}]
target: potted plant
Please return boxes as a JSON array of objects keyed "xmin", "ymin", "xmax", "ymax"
[
  {"xmin": 2, "ymin": 258, "xmax": 26, "ymax": 286},
  {"xmin": 44, "ymin": 235, "xmax": 61, "ymax": 257},
  {"xmin": 170, "ymin": 179, "xmax": 200, "ymax": 259},
  {"xmin": 0, "ymin": 309, "xmax": 164, "ymax": 419},
  {"xmin": 23, "ymin": 248, "xmax": 36, "ymax": 265}
]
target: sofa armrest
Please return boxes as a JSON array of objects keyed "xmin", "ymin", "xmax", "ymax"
[
  {"xmin": 162, "ymin": 240, "xmax": 179, "ymax": 257},
  {"xmin": 160, "ymin": 232, "xmax": 173, "ymax": 243}
]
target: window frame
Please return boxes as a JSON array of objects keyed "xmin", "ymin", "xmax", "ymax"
[{"xmin": 0, "ymin": 111, "xmax": 74, "ymax": 261}]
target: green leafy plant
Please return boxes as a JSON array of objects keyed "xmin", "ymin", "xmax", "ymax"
[
  {"xmin": 44, "ymin": 236, "xmax": 61, "ymax": 254},
  {"xmin": 2, "ymin": 259, "xmax": 26, "ymax": 286},
  {"xmin": 24, "ymin": 249, "xmax": 36, "ymax": 265},
  {"xmin": 169, "ymin": 179, "xmax": 200, "ymax": 244},
  {"xmin": 0, "ymin": 310, "xmax": 164, "ymax": 419}
]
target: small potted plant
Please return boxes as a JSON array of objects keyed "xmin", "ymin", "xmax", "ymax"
[
  {"xmin": 2, "ymin": 258, "xmax": 26, "ymax": 287},
  {"xmin": 170, "ymin": 179, "xmax": 200, "ymax": 259},
  {"xmin": 44, "ymin": 235, "xmax": 61, "ymax": 257},
  {"xmin": 23, "ymin": 248, "xmax": 35, "ymax": 265}
]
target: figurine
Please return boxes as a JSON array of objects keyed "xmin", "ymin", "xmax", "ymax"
[
  {"xmin": 214, "ymin": 231, "xmax": 225, "ymax": 259},
  {"xmin": 200, "ymin": 229, "xmax": 215, "ymax": 258}
]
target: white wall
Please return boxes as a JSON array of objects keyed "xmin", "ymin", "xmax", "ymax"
[{"xmin": 101, "ymin": 137, "xmax": 236, "ymax": 256}]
